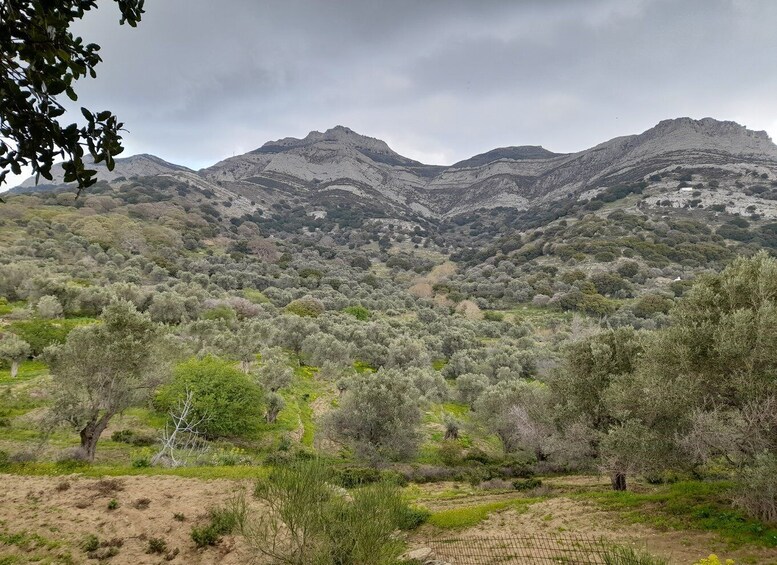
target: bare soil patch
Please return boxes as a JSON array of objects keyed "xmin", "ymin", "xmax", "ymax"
[{"xmin": 0, "ymin": 473, "xmax": 256, "ymax": 564}]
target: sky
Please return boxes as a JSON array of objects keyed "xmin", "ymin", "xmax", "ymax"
[{"xmin": 6, "ymin": 0, "xmax": 777, "ymax": 186}]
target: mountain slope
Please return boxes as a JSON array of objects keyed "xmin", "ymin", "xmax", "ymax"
[{"xmin": 16, "ymin": 154, "xmax": 192, "ymax": 190}]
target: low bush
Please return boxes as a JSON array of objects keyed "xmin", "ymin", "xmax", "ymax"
[
  {"xmin": 249, "ymin": 459, "xmax": 412, "ymax": 564},
  {"xmin": 513, "ymin": 478, "xmax": 543, "ymax": 491},
  {"xmin": 602, "ymin": 545, "xmax": 668, "ymax": 565},
  {"xmin": 111, "ymin": 429, "xmax": 156, "ymax": 447},
  {"xmin": 191, "ymin": 493, "xmax": 247, "ymax": 548}
]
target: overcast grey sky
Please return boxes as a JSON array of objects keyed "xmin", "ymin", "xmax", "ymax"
[{"xmin": 9, "ymin": 0, "xmax": 777, "ymax": 185}]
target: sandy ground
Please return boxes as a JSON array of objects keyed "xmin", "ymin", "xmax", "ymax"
[{"xmin": 0, "ymin": 474, "xmax": 256, "ymax": 565}]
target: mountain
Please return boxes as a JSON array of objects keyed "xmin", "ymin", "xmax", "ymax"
[
  {"xmin": 16, "ymin": 118, "xmax": 777, "ymax": 222},
  {"xmin": 200, "ymin": 118, "xmax": 777, "ymax": 219},
  {"xmin": 16, "ymin": 153, "xmax": 191, "ymax": 190}
]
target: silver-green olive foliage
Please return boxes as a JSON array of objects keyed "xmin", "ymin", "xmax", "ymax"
[{"xmin": 45, "ymin": 299, "xmax": 161, "ymax": 460}]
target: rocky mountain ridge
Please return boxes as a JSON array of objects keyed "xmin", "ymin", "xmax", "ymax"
[{"xmin": 15, "ymin": 118, "xmax": 777, "ymax": 220}]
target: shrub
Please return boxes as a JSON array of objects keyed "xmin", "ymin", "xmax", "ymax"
[
  {"xmin": 734, "ymin": 451, "xmax": 777, "ymax": 524},
  {"xmin": 190, "ymin": 494, "xmax": 246, "ymax": 548},
  {"xmin": 512, "ymin": 478, "xmax": 543, "ymax": 491},
  {"xmin": 396, "ymin": 506, "xmax": 430, "ymax": 530},
  {"xmin": 632, "ymin": 294, "xmax": 672, "ymax": 318},
  {"xmin": 249, "ymin": 459, "xmax": 410, "ymax": 565},
  {"xmin": 483, "ymin": 311, "xmax": 504, "ymax": 322},
  {"xmin": 80, "ymin": 534, "xmax": 100, "ymax": 553},
  {"xmin": 111, "ymin": 429, "xmax": 155, "ymax": 446},
  {"xmin": 333, "ymin": 466, "xmax": 383, "ymax": 488},
  {"xmin": 602, "ymin": 545, "xmax": 668, "ymax": 565},
  {"xmin": 439, "ymin": 441, "xmax": 464, "ymax": 466},
  {"xmin": 156, "ymin": 356, "xmax": 264, "ymax": 438},
  {"xmin": 285, "ymin": 295, "xmax": 325, "ymax": 317},
  {"xmin": 343, "ymin": 305, "xmax": 370, "ymax": 321},
  {"xmin": 146, "ymin": 537, "xmax": 167, "ymax": 554}
]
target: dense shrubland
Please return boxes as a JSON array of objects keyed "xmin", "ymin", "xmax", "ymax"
[{"xmin": 0, "ymin": 179, "xmax": 775, "ymax": 543}]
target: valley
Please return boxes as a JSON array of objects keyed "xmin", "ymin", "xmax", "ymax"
[{"xmin": 2, "ymin": 117, "xmax": 777, "ymax": 564}]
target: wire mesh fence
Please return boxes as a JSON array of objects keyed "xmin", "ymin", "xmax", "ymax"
[{"xmin": 424, "ymin": 533, "xmax": 611, "ymax": 564}]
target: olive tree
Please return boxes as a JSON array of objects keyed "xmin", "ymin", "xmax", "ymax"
[
  {"xmin": 474, "ymin": 380, "xmax": 551, "ymax": 455},
  {"xmin": 255, "ymin": 347, "xmax": 294, "ymax": 392},
  {"xmin": 36, "ymin": 295, "xmax": 63, "ymax": 319},
  {"xmin": 549, "ymin": 328, "xmax": 643, "ymax": 489},
  {"xmin": 0, "ymin": 333, "xmax": 31, "ymax": 378},
  {"xmin": 45, "ymin": 300, "xmax": 163, "ymax": 460},
  {"xmin": 323, "ymin": 368, "xmax": 422, "ymax": 462}
]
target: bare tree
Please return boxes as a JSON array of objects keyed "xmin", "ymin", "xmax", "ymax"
[{"xmin": 151, "ymin": 389, "xmax": 209, "ymax": 467}]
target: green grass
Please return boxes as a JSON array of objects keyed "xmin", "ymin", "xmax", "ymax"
[
  {"xmin": 121, "ymin": 407, "xmax": 167, "ymax": 429},
  {"xmin": 441, "ymin": 402, "xmax": 469, "ymax": 418},
  {"xmin": 0, "ymin": 461, "xmax": 269, "ymax": 480},
  {"xmin": 427, "ymin": 496, "xmax": 542, "ymax": 529},
  {"xmin": 577, "ymin": 481, "xmax": 777, "ymax": 548},
  {"xmin": 0, "ymin": 528, "xmax": 62, "ymax": 551},
  {"xmin": 0, "ymin": 300, "xmax": 25, "ymax": 316},
  {"xmin": 505, "ymin": 304, "xmax": 574, "ymax": 325},
  {"xmin": 295, "ymin": 365, "xmax": 319, "ymax": 447},
  {"xmin": 0, "ymin": 360, "xmax": 48, "ymax": 384}
]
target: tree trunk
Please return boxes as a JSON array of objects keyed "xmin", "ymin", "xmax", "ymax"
[
  {"xmin": 10, "ymin": 360, "xmax": 19, "ymax": 378},
  {"xmin": 611, "ymin": 472, "xmax": 627, "ymax": 491},
  {"xmin": 79, "ymin": 415, "xmax": 111, "ymax": 461}
]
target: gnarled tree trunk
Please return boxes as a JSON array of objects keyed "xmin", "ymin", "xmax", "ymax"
[
  {"xmin": 10, "ymin": 360, "xmax": 19, "ymax": 379},
  {"xmin": 611, "ymin": 472, "xmax": 627, "ymax": 491},
  {"xmin": 79, "ymin": 414, "xmax": 112, "ymax": 461}
]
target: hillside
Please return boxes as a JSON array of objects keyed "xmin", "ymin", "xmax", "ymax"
[{"xmin": 2, "ymin": 117, "xmax": 777, "ymax": 564}]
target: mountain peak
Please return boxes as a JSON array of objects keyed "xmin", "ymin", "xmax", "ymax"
[
  {"xmin": 451, "ymin": 145, "xmax": 563, "ymax": 169},
  {"xmin": 259, "ymin": 125, "xmax": 394, "ymax": 153},
  {"xmin": 645, "ymin": 117, "xmax": 772, "ymax": 142},
  {"xmin": 253, "ymin": 126, "xmax": 423, "ymax": 166}
]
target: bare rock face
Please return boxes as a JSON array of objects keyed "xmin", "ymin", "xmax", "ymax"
[{"xmin": 17, "ymin": 118, "xmax": 777, "ymax": 221}]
